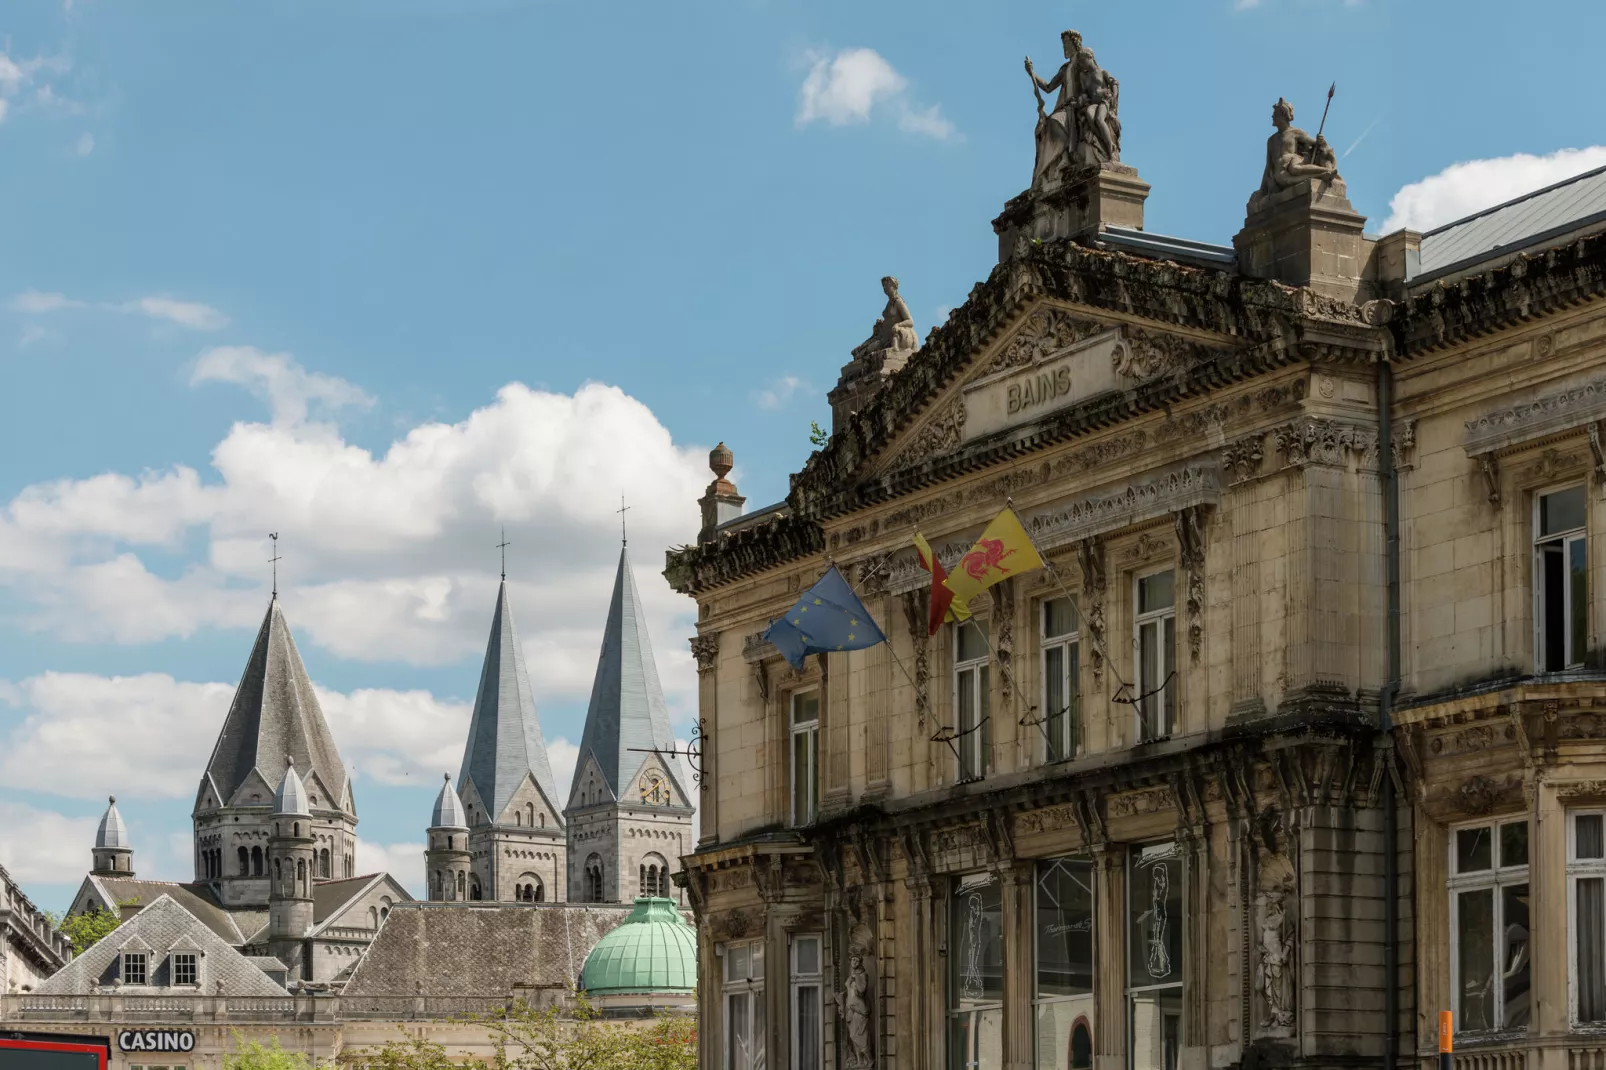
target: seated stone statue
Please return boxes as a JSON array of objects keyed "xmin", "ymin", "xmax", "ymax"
[
  {"xmin": 855, "ymin": 276, "xmax": 918, "ymax": 359},
  {"xmin": 1024, "ymin": 30, "xmax": 1122, "ymax": 190},
  {"xmin": 1260, "ymin": 97, "xmax": 1337, "ymax": 195}
]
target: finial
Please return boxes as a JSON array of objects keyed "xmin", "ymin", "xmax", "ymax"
[
  {"xmin": 617, "ymin": 495, "xmax": 631, "ymax": 547},
  {"xmin": 709, "ymin": 442, "xmax": 733, "ymax": 480},
  {"xmin": 268, "ymin": 532, "xmax": 281, "ymax": 598},
  {"xmin": 108, "ymin": 795, "xmax": 115, "ymax": 806},
  {"xmin": 496, "ymin": 528, "xmax": 510, "ymax": 581},
  {"xmin": 286, "ymin": 754, "xmax": 295, "ymax": 769},
  {"xmin": 444, "ymin": 772, "xmax": 451, "ymax": 784}
]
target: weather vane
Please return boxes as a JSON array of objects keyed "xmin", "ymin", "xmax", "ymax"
[
  {"xmin": 617, "ymin": 495, "xmax": 631, "ymax": 546},
  {"xmin": 496, "ymin": 528, "xmax": 511, "ymax": 580},
  {"xmin": 268, "ymin": 532, "xmax": 281, "ymax": 598}
]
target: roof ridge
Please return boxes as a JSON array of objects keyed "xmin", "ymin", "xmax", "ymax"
[{"xmin": 1422, "ymin": 159, "xmax": 1606, "ymax": 238}]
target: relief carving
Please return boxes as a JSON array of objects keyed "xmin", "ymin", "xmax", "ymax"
[
  {"xmin": 1456, "ymin": 775, "xmax": 1502, "ymax": 816},
  {"xmin": 1112, "ymin": 328, "xmax": 1193, "ymax": 381},
  {"xmin": 981, "ymin": 308, "xmax": 1108, "ymax": 378},
  {"xmin": 689, "ymin": 633, "xmax": 720, "ymax": 674},
  {"xmin": 1558, "ymin": 780, "xmax": 1606, "ymax": 799},
  {"xmin": 901, "ymin": 591, "xmax": 931, "ymax": 728},
  {"xmin": 1274, "ymin": 418, "xmax": 1369, "ymax": 468},
  {"xmin": 1077, "ymin": 537, "xmax": 1107, "ymax": 685},
  {"xmin": 887, "ymin": 401, "xmax": 967, "ymax": 468},
  {"xmin": 1015, "ymin": 804, "xmax": 1081, "ymax": 836},
  {"xmin": 993, "ymin": 580, "xmax": 1016, "ymax": 701},
  {"xmin": 1520, "ymin": 447, "xmax": 1586, "ymax": 484},
  {"xmin": 1222, "ymin": 434, "xmax": 1266, "ymax": 485},
  {"xmin": 1254, "ymin": 871, "xmax": 1297, "ymax": 1035},
  {"xmin": 1028, "ymin": 465, "xmax": 1219, "ymax": 551},
  {"xmin": 1176, "ymin": 504, "xmax": 1208, "ymax": 663},
  {"xmin": 1464, "ymin": 374, "xmax": 1606, "ymax": 455},
  {"xmin": 1108, "ymin": 786, "xmax": 1175, "ymax": 818}
]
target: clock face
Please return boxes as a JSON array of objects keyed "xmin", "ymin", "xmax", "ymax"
[{"xmin": 640, "ymin": 772, "xmax": 667, "ymax": 805}]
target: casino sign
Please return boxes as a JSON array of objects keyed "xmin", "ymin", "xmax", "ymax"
[{"xmin": 117, "ymin": 1031, "xmax": 195, "ymax": 1054}]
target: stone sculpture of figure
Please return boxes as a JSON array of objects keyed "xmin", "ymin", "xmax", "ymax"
[
  {"xmin": 1255, "ymin": 880, "xmax": 1295, "ymax": 1029},
  {"xmin": 858, "ymin": 276, "xmax": 918, "ymax": 357},
  {"xmin": 832, "ymin": 952, "xmax": 873, "ymax": 1069},
  {"xmin": 1260, "ymin": 97, "xmax": 1338, "ymax": 196},
  {"xmin": 1025, "ymin": 30, "xmax": 1121, "ymax": 189}
]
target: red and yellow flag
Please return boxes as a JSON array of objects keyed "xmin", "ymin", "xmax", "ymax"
[
  {"xmin": 913, "ymin": 532, "xmax": 971, "ymax": 636},
  {"xmin": 941, "ymin": 507, "xmax": 1044, "ymax": 606}
]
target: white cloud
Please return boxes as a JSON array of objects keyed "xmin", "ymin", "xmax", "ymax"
[
  {"xmin": 0, "ymin": 802, "xmax": 98, "ymax": 886},
  {"xmin": 11, "ymin": 290, "xmax": 78, "ymax": 313},
  {"xmin": 74, "ymin": 131, "xmax": 93, "ymax": 156},
  {"xmin": 0, "ymin": 51, "xmax": 76, "ymax": 123},
  {"xmin": 797, "ymin": 47, "xmax": 955, "ymax": 141},
  {"xmin": 127, "ymin": 297, "xmax": 227, "ymax": 330},
  {"xmin": 315, "ymin": 686, "xmax": 470, "ymax": 787},
  {"xmin": 191, "ymin": 346, "xmax": 372, "ymax": 425},
  {"xmin": 753, "ymin": 375, "xmax": 808, "ymax": 410},
  {"xmin": 1381, "ymin": 146, "xmax": 1606, "ymax": 234},
  {"xmin": 548, "ymin": 737, "xmax": 579, "ymax": 803},
  {"xmin": 356, "ymin": 838, "xmax": 424, "ymax": 895}
]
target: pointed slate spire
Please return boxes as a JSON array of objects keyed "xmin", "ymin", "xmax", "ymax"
[
  {"xmin": 431, "ymin": 773, "xmax": 468, "ymax": 830},
  {"xmin": 198, "ymin": 598, "xmax": 351, "ymax": 816},
  {"xmin": 274, "ymin": 759, "xmax": 311, "ymax": 816},
  {"xmin": 96, "ymin": 795, "xmax": 130, "ymax": 850},
  {"xmin": 568, "ymin": 547, "xmax": 678, "ymax": 805},
  {"xmin": 457, "ymin": 580, "xmax": 563, "ymax": 825}
]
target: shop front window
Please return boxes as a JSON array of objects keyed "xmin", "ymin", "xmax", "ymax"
[
  {"xmin": 1036, "ymin": 857, "xmax": 1095, "ymax": 1070},
  {"xmin": 1450, "ymin": 819, "xmax": 1530, "ymax": 1033},
  {"xmin": 950, "ymin": 873, "xmax": 1004, "ymax": 1070},
  {"xmin": 1128, "ymin": 843, "xmax": 1183, "ymax": 1070}
]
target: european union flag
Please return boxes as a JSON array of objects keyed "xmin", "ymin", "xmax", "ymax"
[{"xmin": 762, "ymin": 566, "xmax": 888, "ymax": 670}]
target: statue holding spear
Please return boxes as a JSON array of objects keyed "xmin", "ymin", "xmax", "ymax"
[{"xmin": 1258, "ymin": 86, "xmax": 1339, "ymax": 196}]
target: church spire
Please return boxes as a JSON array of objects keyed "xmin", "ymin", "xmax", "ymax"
[
  {"xmin": 566, "ymin": 546, "xmax": 679, "ymax": 807},
  {"xmin": 92, "ymin": 795, "xmax": 134, "ymax": 877},
  {"xmin": 457, "ymin": 579, "xmax": 563, "ymax": 827}
]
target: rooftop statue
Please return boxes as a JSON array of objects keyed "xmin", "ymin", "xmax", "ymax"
[
  {"xmin": 1259, "ymin": 96, "xmax": 1338, "ymax": 195},
  {"xmin": 854, "ymin": 276, "xmax": 918, "ymax": 360},
  {"xmin": 1025, "ymin": 30, "xmax": 1122, "ymax": 190}
]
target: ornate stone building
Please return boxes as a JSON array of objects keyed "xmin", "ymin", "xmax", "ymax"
[{"xmin": 667, "ymin": 28, "xmax": 1606, "ymax": 1070}]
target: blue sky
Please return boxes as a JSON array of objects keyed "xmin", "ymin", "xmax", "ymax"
[{"xmin": 1, "ymin": 0, "xmax": 1603, "ymax": 913}]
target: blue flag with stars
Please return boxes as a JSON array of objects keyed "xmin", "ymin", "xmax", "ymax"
[{"xmin": 762, "ymin": 566, "xmax": 888, "ymax": 670}]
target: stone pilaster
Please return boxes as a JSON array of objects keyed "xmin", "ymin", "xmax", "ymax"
[
  {"xmin": 1001, "ymin": 860, "xmax": 1035, "ymax": 1070},
  {"xmin": 690, "ymin": 633, "xmax": 720, "ymax": 850},
  {"xmin": 1093, "ymin": 846, "xmax": 1127, "ymax": 1070}
]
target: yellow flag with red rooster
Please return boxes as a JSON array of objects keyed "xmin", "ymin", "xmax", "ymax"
[{"xmin": 941, "ymin": 507, "xmax": 1044, "ymax": 607}]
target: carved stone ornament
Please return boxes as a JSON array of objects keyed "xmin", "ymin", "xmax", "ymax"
[
  {"xmin": 982, "ymin": 308, "xmax": 1108, "ymax": 379},
  {"xmin": 1107, "ymin": 785, "xmax": 1175, "ymax": 819},
  {"xmin": 1027, "ymin": 465, "xmax": 1220, "ymax": 553},
  {"xmin": 901, "ymin": 592, "xmax": 931, "ymax": 728},
  {"xmin": 1520, "ymin": 447, "xmax": 1586, "ymax": 485},
  {"xmin": 1456, "ymin": 776, "xmax": 1502, "ymax": 816},
  {"xmin": 1254, "ymin": 874, "xmax": 1297, "ymax": 1035},
  {"xmin": 832, "ymin": 933, "xmax": 875, "ymax": 1070},
  {"xmin": 883, "ymin": 400, "xmax": 966, "ymax": 470},
  {"xmin": 1024, "ymin": 29, "xmax": 1123, "ymax": 190},
  {"xmin": 689, "ymin": 633, "xmax": 719, "ymax": 674},
  {"xmin": 1175, "ymin": 505, "xmax": 1208, "ymax": 662},
  {"xmin": 1015, "ymin": 804, "xmax": 1080, "ymax": 836},
  {"xmin": 714, "ymin": 908, "xmax": 756, "ymax": 941},
  {"xmin": 1222, "ymin": 434, "xmax": 1266, "ymax": 485},
  {"xmin": 1112, "ymin": 329, "xmax": 1191, "ymax": 382},
  {"xmin": 1077, "ymin": 538, "xmax": 1107, "ymax": 684},
  {"xmin": 1464, "ymin": 374, "xmax": 1606, "ymax": 457}
]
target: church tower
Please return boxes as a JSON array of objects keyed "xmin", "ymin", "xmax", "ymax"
[
  {"xmin": 194, "ymin": 597, "xmax": 358, "ymax": 908},
  {"xmin": 564, "ymin": 546, "xmax": 693, "ymax": 905},
  {"xmin": 91, "ymin": 796, "xmax": 134, "ymax": 878},
  {"xmin": 456, "ymin": 579, "xmax": 566, "ymax": 902},
  {"xmin": 424, "ymin": 774, "xmax": 473, "ymax": 902},
  {"xmin": 266, "ymin": 761, "xmax": 316, "ymax": 978}
]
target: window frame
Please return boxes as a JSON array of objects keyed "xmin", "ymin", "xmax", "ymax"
[
  {"xmin": 121, "ymin": 950, "xmax": 148, "ymax": 987},
  {"xmin": 1125, "ymin": 841, "xmax": 1184, "ymax": 1070},
  {"xmin": 1447, "ymin": 818, "xmax": 1531, "ymax": 1035},
  {"xmin": 1533, "ymin": 483, "xmax": 1589, "ymax": 673},
  {"xmin": 1041, "ymin": 598, "xmax": 1082, "ymax": 764},
  {"xmin": 790, "ymin": 933, "xmax": 824, "ymax": 1070},
  {"xmin": 1569, "ymin": 809, "xmax": 1606, "ymax": 1026},
  {"xmin": 169, "ymin": 952, "xmax": 199, "ymax": 988},
  {"xmin": 790, "ymin": 690, "xmax": 821, "ymax": 828},
  {"xmin": 1132, "ymin": 569, "xmax": 1178, "ymax": 744},
  {"xmin": 953, "ymin": 618, "xmax": 991, "ymax": 783},
  {"xmin": 1034, "ymin": 856, "xmax": 1096, "ymax": 1070},
  {"xmin": 949, "ymin": 872, "xmax": 1005, "ymax": 1070},
  {"xmin": 723, "ymin": 938, "xmax": 766, "ymax": 1070}
]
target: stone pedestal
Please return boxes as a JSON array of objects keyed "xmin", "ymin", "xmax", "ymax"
[
  {"xmin": 993, "ymin": 164, "xmax": 1150, "ymax": 262},
  {"xmin": 1233, "ymin": 178, "xmax": 1373, "ymax": 303}
]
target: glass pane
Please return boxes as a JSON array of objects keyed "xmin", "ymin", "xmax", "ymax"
[
  {"xmin": 796, "ymin": 984, "xmax": 821, "ymax": 1070},
  {"xmin": 1162, "ymin": 616, "xmax": 1176, "ymax": 735},
  {"xmin": 753, "ymin": 987, "xmax": 766, "ymax": 1066},
  {"xmin": 1571, "ymin": 537, "xmax": 1588, "ymax": 666},
  {"xmin": 1456, "ymin": 826, "xmax": 1493, "ymax": 872},
  {"xmin": 1139, "ymin": 571, "xmax": 1175, "ymax": 613},
  {"xmin": 952, "ymin": 876, "xmax": 1005, "ymax": 1007},
  {"xmin": 1035, "ymin": 997, "xmax": 1095, "ymax": 1070},
  {"xmin": 1457, "ymin": 888, "xmax": 1495, "ymax": 1031},
  {"xmin": 979, "ymin": 667, "xmax": 990, "ymax": 776},
  {"xmin": 958, "ymin": 620, "xmax": 990, "ymax": 663},
  {"xmin": 1544, "ymin": 544, "xmax": 1567, "ymax": 672},
  {"xmin": 1579, "ymin": 877, "xmax": 1606, "ymax": 1023},
  {"xmin": 1129, "ymin": 987, "xmax": 1182, "ymax": 1070},
  {"xmin": 1580, "ymin": 814, "xmax": 1605, "ymax": 859},
  {"xmin": 1501, "ymin": 884, "xmax": 1531, "ymax": 1029},
  {"xmin": 727, "ymin": 992, "xmax": 752, "ymax": 1070},
  {"xmin": 1068, "ymin": 644, "xmax": 1080, "ymax": 756},
  {"xmin": 792, "ymin": 691, "xmax": 819, "ymax": 726},
  {"xmin": 1045, "ymin": 645, "xmax": 1066, "ymax": 762},
  {"xmin": 1036, "ymin": 859, "xmax": 1094, "ymax": 997},
  {"xmin": 753, "ymin": 942, "xmax": 764, "ymax": 976},
  {"xmin": 950, "ymin": 1008, "xmax": 1004, "ymax": 1070},
  {"xmin": 1044, "ymin": 598, "xmax": 1078, "ymax": 639},
  {"xmin": 1500, "ymin": 822, "xmax": 1529, "ymax": 869},
  {"xmin": 726, "ymin": 944, "xmax": 749, "ymax": 984},
  {"xmin": 794, "ymin": 935, "xmax": 819, "ymax": 977},
  {"xmin": 1129, "ymin": 844, "xmax": 1183, "ymax": 988},
  {"xmin": 792, "ymin": 730, "xmax": 810, "ymax": 825},
  {"xmin": 1541, "ymin": 485, "xmax": 1587, "ymax": 536}
]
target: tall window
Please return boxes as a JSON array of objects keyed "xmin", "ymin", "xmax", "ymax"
[
  {"xmin": 1134, "ymin": 571, "xmax": 1177, "ymax": 742},
  {"xmin": 724, "ymin": 939, "xmax": 765, "ymax": 1070},
  {"xmin": 791, "ymin": 934, "xmax": 823, "ymax": 1070},
  {"xmin": 955, "ymin": 620, "xmax": 991, "ymax": 782},
  {"xmin": 585, "ymin": 854, "xmax": 605, "ymax": 902},
  {"xmin": 252, "ymin": 846, "xmax": 263, "ymax": 876},
  {"xmin": 950, "ymin": 873, "xmax": 1004, "ymax": 1070},
  {"xmin": 170, "ymin": 952, "xmax": 198, "ymax": 987},
  {"xmin": 791, "ymin": 691, "xmax": 820, "ymax": 827},
  {"xmin": 1128, "ymin": 842, "xmax": 1183, "ymax": 1070},
  {"xmin": 122, "ymin": 950, "xmax": 148, "ymax": 986},
  {"xmin": 1036, "ymin": 858, "xmax": 1095, "ymax": 1070},
  {"xmin": 1536, "ymin": 485, "xmax": 1588, "ymax": 672},
  {"xmin": 1451, "ymin": 819, "xmax": 1530, "ymax": 1033},
  {"xmin": 1570, "ymin": 811, "xmax": 1606, "ymax": 1023},
  {"xmin": 238, "ymin": 847, "xmax": 249, "ymax": 876},
  {"xmin": 1042, "ymin": 599, "xmax": 1081, "ymax": 763}
]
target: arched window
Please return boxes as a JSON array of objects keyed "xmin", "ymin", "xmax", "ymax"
[
  {"xmin": 275, "ymin": 859, "xmax": 283, "ymax": 885},
  {"xmin": 515, "ymin": 874, "xmax": 542, "ymax": 903},
  {"xmin": 252, "ymin": 846, "xmax": 264, "ymax": 876},
  {"xmin": 432, "ymin": 871, "xmax": 443, "ymax": 900},
  {"xmin": 238, "ymin": 847, "xmax": 250, "ymax": 876},
  {"xmin": 534, "ymin": 881, "xmax": 544, "ymax": 903},
  {"xmin": 456, "ymin": 871, "xmax": 466, "ymax": 900},
  {"xmin": 469, "ymin": 876, "xmax": 482, "ymax": 901},
  {"xmin": 639, "ymin": 865, "xmax": 646, "ymax": 896},
  {"xmin": 319, "ymin": 849, "xmax": 330, "ymax": 878},
  {"xmin": 296, "ymin": 858, "xmax": 307, "ymax": 896},
  {"xmin": 369, "ymin": 906, "xmax": 378, "ymax": 928},
  {"xmin": 584, "ymin": 854, "xmax": 605, "ymax": 903},
  {"xmin": 293, "ymin": 822, "xmax": 300, "ymax": 838},
  {"xmin": 641, "ymin": 853, "xmax": 669, "ymax": 897},
  {"xmin": 526, "ymin": 803, "xmax": 535, "ymax": 827},
  {"xmin": 515, "ymin": 811, "xmax": 522, "ymax": 827}
]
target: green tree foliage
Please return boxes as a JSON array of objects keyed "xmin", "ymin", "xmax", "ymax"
[
  {"xmin": 44, "ymin": 900, "xmax": 138, "ymax": 955},
  {"xmin": 347, "ymin": 1035, "xmax": 457, "ymax": 1070},
  {"xmin": 225, "ymin": 1036, "xmax": 335, "ymax": 1070},
  {"xmin": 809, "ymin": 420, "xmax": 829, "ymax": 448}
]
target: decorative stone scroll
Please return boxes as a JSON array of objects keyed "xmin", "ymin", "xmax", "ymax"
[{"xmin": 1464, "ymin": 373, "xmax": 1606, "ymax": 457}]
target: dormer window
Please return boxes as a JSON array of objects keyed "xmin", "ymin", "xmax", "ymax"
[
  {"xmin": 122, "ymin": 951, "xmax": 148, "ymax": 986},
  {"xmin": 171, "ymin": 952, "xmax": 198, "ymax": 986}
]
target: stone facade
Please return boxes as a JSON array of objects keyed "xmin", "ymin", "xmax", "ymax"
[
  {"xmin": 1, "ymin": 863, "xmax": 71, "ymax": 995},
  {"xmin": 666, "ymin": 30, "xmax": 1606, "ymax": 1070}
]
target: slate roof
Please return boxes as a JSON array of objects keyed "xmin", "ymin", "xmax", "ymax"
[
  {"xmin": 87, "ymin": 877, "xmax": 250, "ymax": 945},
  {"xmin": 458, "ymin": 581, "xmax": 563, "ymax": 825},
  {"xmin": 430, "ymin": 774, "xmax": 468, "ymax": 829},
  {"xmin": 342, "ymin": 902, "xmax": 658, "ymax": 997},
  {"xmin": 310, "ymin": 873, "xmax": 404, "ymax": 927},
  {"xmin": 36, "ymin": 894, "xmax": 287, "ymax": 996},
  {"xmin": 199, "ymin": 597, "xmax": 352, "ymax": 816},
  {"xmin": 95, "ymin": 796, "xmax": 130, "ymax": 850},
  {"xmin": 1415, "ymin": 162, "xmax": 1606, "ymax": 282},
  {"xmin": 568, "ymin": 548, "xmax": 679, "ymax": 805},
  {"xmin": 274, "ymin": 762, "xmax": 311, "ymax": 816}
]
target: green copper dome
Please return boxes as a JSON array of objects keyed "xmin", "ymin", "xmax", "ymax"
[{"xmin": 580, "ymin": 898, "xmax": 697, "ymax": 995}]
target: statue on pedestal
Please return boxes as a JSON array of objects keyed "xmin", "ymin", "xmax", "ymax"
[
  {"xmin": 1024, "ymin": 30, "xmax": 1122, "ymax": 190},
  {"xmin": 832, "ymin": 950, "xmax": 873, "ymax": 1069},
  {"xmin": 1259, "ymin": 97, "xmax": 1338, "ymax": 196},
  {"xmin": 854, "ymin": 276, "xmax": 918, "ymax": 362}
]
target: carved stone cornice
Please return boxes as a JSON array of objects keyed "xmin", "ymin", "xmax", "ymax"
[
  {"xmin": 665, "ymin": 512, "xmax": 823, "ymax": 596},
  {"xmin": 1464, "ymin": 374, "xmax": 1606, "ymax": 457}
]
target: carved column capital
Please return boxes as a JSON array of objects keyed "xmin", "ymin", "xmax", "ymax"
[{"xmin": 689, "ymin": 632, "xmax": 720, "ymax": 674}]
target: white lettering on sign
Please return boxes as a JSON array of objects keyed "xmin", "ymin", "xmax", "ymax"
[
  {"xmin": 962, "ymin": 328, "xmax": 1125, "ymax": 444},
  {"xmin": 117, "ymin": 1031, "xmax": 196, "ymax": 1053}
]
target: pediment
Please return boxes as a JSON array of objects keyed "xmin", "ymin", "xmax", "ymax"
[
  {"xmin": 229, "ymin": 769, "xmax": 276, "ymax": 808},
  {"xmin": 497, "ymin": 771, "xmax": 565, "ymax": 830},
  {"xmin": 623, "ymin": 751, "xmax": 692, "ymax": 811},
  {"xmin": 870, "ymin": 305, "xmax": 1218, "ymax": 477},
  {"xmin": 567, "ymin": 753, "xmax": 616, "ymax": 810}
]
